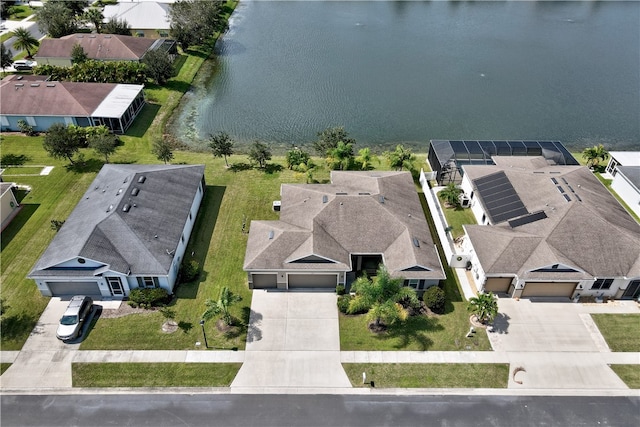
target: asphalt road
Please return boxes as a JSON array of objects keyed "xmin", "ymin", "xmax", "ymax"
[{"xmin": 1, "ymin": 394, "xmax": 639, "ymax": 427}]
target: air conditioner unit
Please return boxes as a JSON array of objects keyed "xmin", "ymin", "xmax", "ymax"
[{"xmin": 459, "ymin": 194, "xmax": 471, "ymax": 208}]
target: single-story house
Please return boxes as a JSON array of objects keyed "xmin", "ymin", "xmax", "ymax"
[
  {"xmin": 0, "ymin": 75, "xmax": 145, "ymax": 134},
  {"xmin": 428, "ymin": 140, "xmax": 580, "ymax": 185},
  {"xmin": 244, "ymin": 171, "xmax": 445, "ymax": 291},
  {"xmin": 35, "ymin": 34, "xmax": 176, "ymax": 67},
  {"xmin": 610, "ymin": 166, "xmax": 640, "ymax": 219},
  {"xmin": 28, "ymin": 164, "xmax": 205, "ymax": 298},
  {"xmin": 0, "ymin": 181, "xmax": 20, "ymax": 231},
  {"xmin": 605, "ymin": 151, "xmax": 640, "ymax": 176},
  {"xmin": 103, "ymin": 1, "xmax": 171, "ymax": 38},
  {"xmin": 458, "ymin": 156, "xmax": 640, "ymax": 300}
]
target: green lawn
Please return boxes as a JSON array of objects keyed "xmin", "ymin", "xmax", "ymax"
[
  {"xmin": 609, "ymin": 365, "xmax": 640, "ymax": 389},
  {"xmin": 339, "ymin": 302, "xmax": 490, "ymax": 351},
  {"xmin": 7, "ymin": 5, "xmax": 35, "ymax": 20},
  {"xmin": 343, "ymin": 363, "xmax": 508, "ymax": 388},
  {"xmin": 440, "ymin": 202, "xmax": 477, "ymax": 240},
  {"xmin": 72, "ymin": 363, "xmax": 241, "ymax": 387},
  {"xmin": 591, "ymin": 314, "xmax": 640, "ymax": 352},
  {"xmin": 0, "ymin": 363, "xmax": 11, "ymax": 375}
]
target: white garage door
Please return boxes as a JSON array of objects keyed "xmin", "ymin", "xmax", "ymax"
[
  {"xmin": 288, "ymin": 274, "xmax": 337, "ymax": 289},
  {"xmin": 521, "ymin": 282, "xmax": 577, "ymax": 298},
  {"xmin": 47, "ymin": 281, "xmax": 101, "ymax": 297},
  {"xmin": 251, "ymin": 274, "xmax": 277, "ymax": 289}
]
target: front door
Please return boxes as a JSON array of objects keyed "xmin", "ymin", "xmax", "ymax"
[
  {"xmin": 622, "ymin": 280, "xmax": 640, "ymax": 300},
  {"xmin": 106, "ymin": 277, "xmax": 124, "ymax": 296}
]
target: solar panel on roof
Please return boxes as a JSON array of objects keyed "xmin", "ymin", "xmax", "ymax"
[
  {"xmin": 473, "ymin": 171, "xmax": 528, "ymax": 223},
  {"xmin": 508, "ymin": 210, "xmax": 548, "ymax": 228}
]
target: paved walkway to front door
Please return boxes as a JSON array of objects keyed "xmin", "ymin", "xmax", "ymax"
[{"xmin": 230, "ymin": 291, "xmax": 352, "ymax": 389}]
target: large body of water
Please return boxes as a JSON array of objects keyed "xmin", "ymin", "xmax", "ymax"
[{"xmin": 171, "ymin": 0, "xmax": 640, "ymax": 153}]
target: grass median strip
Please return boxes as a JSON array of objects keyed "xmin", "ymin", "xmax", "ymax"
[
  {"xmin": 1, "ymin": 363, "xmax": 12, "ymax": 376},
  {"xmin": 343, "ymin": 363, "xmax": 509, "ymax": 388},
  {"xmin": 609, "ymin": 365, "xmax": 640, "ymax": 389},
  {"xmin": 591, "ymin": 314, "xmax": 640, "ymax": 352},
  {"xmin": 72, "ymin": 363, "xmax": 241, "ymax": 388}
]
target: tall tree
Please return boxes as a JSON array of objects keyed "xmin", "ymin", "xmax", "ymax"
[
  {"xmin": 326, "ymin": 140, "xmax": 354, "ymax": 171},
  {"xmin": 355, "ymin": 147, "xmax": 377, "ymax": 170},
  {"xmin": 83, "ymin": 7, "xmax": 104, "ymax": 33},
  {"xmin": 56, "ymin": 0, "xmax": 89, "ymax": 17},
  {"xmin": 467, "ymin": 292, "xmax": 498, "ymax": 325},
  {"xmin": 208, "ymin": 131, "xmax": 234, "ymax": 167},
  {"xmin": 313, "ymin": 126, "xmax": 356, "ymax": 156},
  {"xmin": 438, "ymin": 183, "xmax": 462, "ymax": 208},
  {"xmin": 285, "ymin": 147, "xmax": 310, "ymax": 170},
  {"xmin": 582, "ymin": 144, "xmax": 609, "ymax": 169},
  {"xmin": 42, "ymin": 123, "xmax": 82, "ymax": 165},
  {"xmin": 152, "ymin": 137, "xmax": 174, "ymax": 164},
  {"xmin": 36, "ymin": 1, "xmax": 79, "ymax": 38},
  {"xmin": 202, "ymin": 286, "xmax": 242, "ymax": 326},
  {"xmin": 70, "ymin": 43, "xmax": 88, "ymax": 64},
  {"xmin": 11, "ymin": 27, "xmax": 38, "ymax": 58},
  {"xmin": 248, "ymin": 141, "xmax": 271, "ymax": 169},
  {"xmin": 169, "ymin": 0, "xmax": 226, "ymax": 49},
  {"xmin": 0, "ymin": 43, "xmax": 13, "ymax": 69},
  {"xmin": 348, "ymin": 265, "xmax": 419, "ymax": 328},
  {"xmin": 142, "ymin": 48, "xmax": 174, "ymax": 85},
  {"xmin": 89, "ymin": 133, "xmax": 119, "ymax": 163},
  {"xmin": 102, "ymin": 17, "xmax": 131, "ymax": 36},
  {"xmin": 385, "ymin": 144, "xmax": 416, "ymax": 171}
]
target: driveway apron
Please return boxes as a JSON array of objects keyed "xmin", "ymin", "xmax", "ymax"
[{"xmin": 231, "ymin": 291, "xmax": 352, "ymax": 388}]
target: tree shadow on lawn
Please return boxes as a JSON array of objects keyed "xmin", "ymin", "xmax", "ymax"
[
  {"xmin": 0, "ymin": 153, "xmax": 31, "ymax": 166},
  {"xmin": 0, "ymin": 203, "xmax": 39, "ymax": 251},
  {"xmin": 0, "ymin": 312, "xmax": 39, "ymax": 344},
  {"xmin": 380, "ymin": 315, "xmax": 443, "ymax": 351},
  {"xmin": 66, "ymin": 158, "xmax": 104, "ymax": 174}
]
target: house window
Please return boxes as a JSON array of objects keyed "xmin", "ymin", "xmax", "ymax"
[
  {"xmin": 469, "ymin": 191, "xmax": 474, "ymax": 200},
  {"xmin": 481, "ymin": 214, "xmax": 486, "ymax": 224},
  {"xmin": 26, "ymin": 116, "xmax": 36, "ymax": 126},
  {"xmin": 591, "ymin": 278, "xmax": 613, "ymax": 290},
  {"xmin": 137, "ymin": 276, "xmax": 159, "ymax": 288},
  {"xmin": 408, "ymin": 279, "xmax": 419, "ymax": 289}
]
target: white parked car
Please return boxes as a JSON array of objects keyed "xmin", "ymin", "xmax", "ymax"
[
  {"xmin": 56, "ymin": 296, "xmax": 94, "ymax": 341},
  {"xmin": 11, "ymin": 59, "xmax": 36, "ymax": 70}
]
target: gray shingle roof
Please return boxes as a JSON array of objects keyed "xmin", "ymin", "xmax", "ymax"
[
  {"xmin": 29, "ymin": 164, "xmax": 204, "ymax": 278},
  {"xmin": 244, "ymin": 171, "xmax": 445, "ymax": 280},
  {"xmin": 464, "ymin": 160, "xmax": 640, "ymax": 280}
]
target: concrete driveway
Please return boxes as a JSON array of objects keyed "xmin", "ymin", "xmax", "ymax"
[
  {"xmin": 490, "ymin": 298, "xmax": 638, "ymax": 390},
  {"xmin": 231, "ymin": 291, "xmax": 352, "ymax": 389},
  {"xmin": 0, "ymin": 297, "xmax": 107, "ymax": 389},
  {"xmin": 488, "ymin": 298, "xmax": 607, "ymax": 352}
]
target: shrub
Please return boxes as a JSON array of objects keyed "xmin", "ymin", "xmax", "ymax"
[
  {"xmin": 128, "ymin": 288, "xmax": 169, "ymax": 308},
  {"xmin": 422, "ymin": 286, "xmax": 446, "ymax": 314},
  {"xmin": 337, "ymin": 295, "xmax": 351, "ymax": 314},
  {"xmin": 17, "ymin": 119, "xmax": 36, "ymax": 136},
  {"xmin": 180, "ymin": 260, "xmax": 200, "ymax": 283},
  {"xmin": 336, "ymin": 285, "xmax": 346, "ymax": 296}
]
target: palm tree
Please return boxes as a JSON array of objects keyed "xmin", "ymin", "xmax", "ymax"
[
  {"xmin": 438, "ymin": 183, "xmax": 462, "ymax": 208},
  {"xmin": 11, "ymin": 27, "xmax": 39, "ymax": 58},
  {"xmin": 326, "ymin": 140, "xmax": 354, "ymax": 170},
  {"xmin": 202, "ymin": 286, "xmax": 242, "ymax": 326},
  {"xmin": 467, "ymin": 292, "xmax": 498, "ymax": 325},
  {"xmin": 385, "ymin": 144, "xmax": 416, "ymax": 171},
  {"xmin": 348, "ymin": 265, "xmax": 418, "ymax": 328},
  {"xmin": 355, "ymin": 147, "xmax": 377, "ymax": 170},
  {"xmin": 582, "ymin": 144, "xmax": 609, "ymax": 169},
  {"xmin": 83, "ymin": 8, "xmax": 104, "ymax": 33}
]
